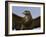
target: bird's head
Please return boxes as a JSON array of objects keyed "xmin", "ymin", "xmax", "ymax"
[{"xmin": 23, "ymin": 10, "xmax": 31, "ymax": 15}]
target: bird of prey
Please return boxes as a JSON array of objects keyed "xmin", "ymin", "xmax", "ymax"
[{"xmin": 12, "ymin": 10, "xmax": 40, "ymax": 30}]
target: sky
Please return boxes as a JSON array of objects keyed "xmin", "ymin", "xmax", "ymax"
[{"xmin": 12, "ymin": 6, "xmax": 40, "ymax": 19}]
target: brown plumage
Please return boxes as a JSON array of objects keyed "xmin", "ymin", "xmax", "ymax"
[{"xmin": 12, "ymin": 10, "xmax": 40, "ymax": 30}]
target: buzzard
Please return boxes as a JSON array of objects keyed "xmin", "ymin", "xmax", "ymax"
[{"xmin": 12, "ymin": 10, "xmax": 40, "ymax": 30}]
